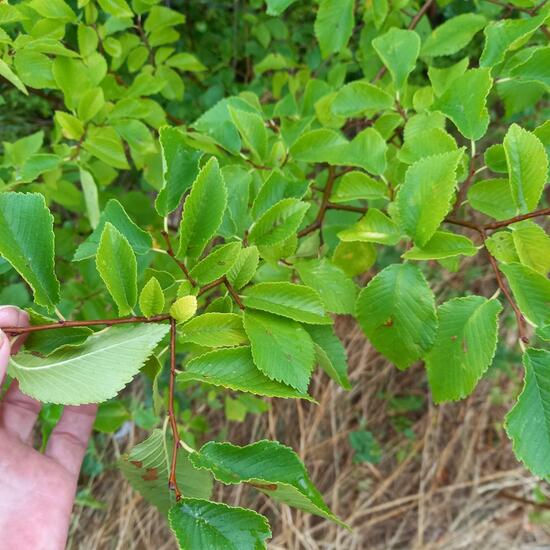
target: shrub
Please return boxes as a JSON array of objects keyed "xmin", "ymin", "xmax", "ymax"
[{"xmin": 0, "ymin": 0, "xmax": 549, "ymax": 546}]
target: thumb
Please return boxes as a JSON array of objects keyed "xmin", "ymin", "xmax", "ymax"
[
  {"xmin": 0, "ymin": 306, "xmax": 29, "ymax": 386},
  {"xmin": 0, "ymin": 330, "xmax": 10, "ymax": 386}
]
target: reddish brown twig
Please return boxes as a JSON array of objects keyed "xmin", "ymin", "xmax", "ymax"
[
  {"xmin": 223, "ymin": 276, "xmax": 245, "ymax": 310},
  {"xmin": 298, "ymin": 166, "xmax": 337, "ymax": 238},
  {"xmin": 168, "ymin": 318, "xmax": 182, "ymax": 500},
  {"xmin": 326, "ymin": 203, "xmax": 368, "ymax": 214},
  {"xmin": 196, "ymin": 275, "xmax": 244, "ymax": 309},
  {"xmin": 483, "ymin": 229, "xmax": 529, "ymax": 344},
  {"xmin": 161, "ymin": 230, "xmax": 197, "ymax": 286},
  {"xmin": 484, "ymin": 207, "xmax": 550, "ymax": 230},
  {"xmin": 3, "ymin": 314, "xmax": 171, "ymax": 335}
]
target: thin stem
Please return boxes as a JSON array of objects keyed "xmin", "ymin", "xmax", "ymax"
[
  {"xmin": 196, "ymin": 276, "xmax": 244, "ymax": 309},
  {"xmin": 482, "ymin": 229, "xmax": 529, "ymax": 344},
  {"xmin": 3, "ymin": 314, "xmax": 171, "ymax": 336},
  {"xmin": 326, "ymin": 203, "xmax": 367, "ymax": 214},
  {"xmin": 223, "ymin": 276, "xmax": 245, "ymax": 310},
  {"xmin": 161, "ymin": 230, "xmax": 197, "ymax": 286},
  {"xmin": 484, "ymin": 207, "xmax": 550, "ymax": 230},
  {"xmin": 168, "ymin": 318, "xmax": 182, "ymax": 500},
  {"xmin": 298, "ymin": 166, "xmax": 337, "ymax": 238}
]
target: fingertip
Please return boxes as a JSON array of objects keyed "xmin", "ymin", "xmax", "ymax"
[
  {"xmin": 0, "ymin": 330, "xmax": 11, "ymax": 383},
  {"xmin": 0, "ymin": 306, "xmax": 24, "ymax": 328}
]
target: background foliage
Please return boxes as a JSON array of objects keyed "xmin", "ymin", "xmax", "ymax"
[{"xmin": 0, "ymin": 0, "xmax": 549, "ymax": 547}]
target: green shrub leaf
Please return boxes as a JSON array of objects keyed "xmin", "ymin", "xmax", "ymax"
[
  {"xmin": 178, "ymin": 346, "xmax": 313, "ymax": 400},
  {"xmin": 10, "ymin": 324, "xmax": 169, "ymax": 404},
  {"xmin": 168, "ymin": 499, "xmax": 271, "ymax": 550},
  {"xmin": 190, "ymin": 440, "xmax": 346, "ymax": 526},
  {"xmin": 506, "ymin": 348, "xmax": 550, "ymax": 478},
  {"xmin": 120, "ymin": 429, "xmax": 213, "ymax": 515},
  {"xmin": 426, "ymin": 297, "xmax": 501, "ymax": 403},
  {"xmin": 96, "ymin": 223, "xmax": 138, "ymax": 316},
  {"xmin": 0, "ymin": 192, "xmax": 60, "ymax": 310},
  {"xmin": 356, "ymin": 264, "xmax": 437, "ymax": 370},
  {"xmin": 243, "ymin": 310, "xmax": 315, "ymax": 392}
]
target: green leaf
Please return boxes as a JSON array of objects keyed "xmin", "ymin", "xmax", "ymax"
[
  {"xmin": 485, "ymin": 231, "xmax": 520, "ymax": 264},
  {"xmin": 189, "ymin": 242, "xmax": 241, "ymax": 285},
  {"xmin": 331, "ymin": 82, "xmax": 393, "ymax": 117},
  {"xmin": 96, "ymin": 223, "xmax": 137, "ymax": 316},
  {"xmin": 505, "ymin": 348, "xmax": 550, "ymax": 478},
  {"xmin": 73, "ymin": 199, "xmax": 152, "ymax": 261},
  {"xmin": 333, "ymin": 241, "xmax": 376, "ymax": 277},
  {"xmin": 503, "ymin": 124, "xmax": 548, "ymax": 213},
  {"xmin": 55, "ymin": 111, "xmax": 84, "ymax": 140},
  {"xmin": 314, "ymin": 0, "xmax": 354, "ymax": 58},
  {"xmin": 338, "ymin": 208, "xmax": 401, "ymax": 245},
  {"xmin": 10, "ymin": 324, "xmax": 169, "ymax": 405},
  {"xmin": 242, "ymin": 282, "xmax": 331, "ymax": 324},
  {"xmin": 80, "ymin": 169, "xmax": 100, "ymax": 230},
  {"xmin": 266, "ymin": 0, "xmax": 296, "ymax": 15},
  {"xmin": 396, "ymin": 150, "xmax": 463, "ymax": 246},
  {"xmin": 330, "ymin": 171, "xmax": 387, "ymax": 202},
  {"xmin": 0, "ymin": 58, "xmax": 28, "ymax": 95},
  {"xmin": 120, "ymin": 429, "xmax": 213, "ymax": 515},
  {"xmin": 480, "ymin": 6, "xmax": 550, "ymax": 68},
  {"xmin": 229, "ymin": 107, "xmax": 268, "ymax": 162},
  {"xmin": 500, "ymin": 263, "xmax": 550, "ymax": 327},
  {"xmin": 305, "ymin": 325, "xmax": 350, "ymax": 390},
  {"xmin": 16, "ymin": 154, "xmax": 60, "ymax": 184},
  {"xmin": 170, "ymin": 295, "xmax": 198, "ymax": 324},
  {"xmin": 356, "ymin": 263, "xmax": 437, "ymax": 370},
  {"xmin": 403, "ymin": 231, "xmax": 478, "ymax": 261},
  {"xmin": 248, "ymin": 198, "xmax": 309, "ymax": 246},
  {"xmin": 191, "ymin": 440, "xmax": 345, "ymax": 526},
  {"xmin": 467, "ymin": 178, "xmax": 517, "ymax": 220},
  {"xmin": 295, "ymin": 259, "xmax": 357, "ymax": 315},
  {"xmin": 0, "ymin": 192, "xmax": 60, "ymax": 310},
  {"xmin": 168, "ymin": 499, "xmax": 271, "ymax": 550},
  {"xmin": 97, "ymin": 0, "xmax": 133, "ymax": 18},
  {"xmin": 178, "ymin": 313, "xmax": 248, "ymax": 347},
  {"xmin": 372, "ymin": 28, "xmax": 420, "ymax": 90},
  {"xmin": 426, "ymin": 297, "xmax": 501, "ymax": 403},
  {"xmin": 165, "ymin": 53, "xmax": 206, "ymax": 72},
  {"xmin": 24, "ymin": 313, "xmax": 92, "ymax": 356},
  {"xmin": 398, "ymin": 128, "xmax": 457, "ymax": 164},
  {"xmin": 177, "ymin": 158, "xmax": 227, "ymax": 259},
  {"xmin": 83, "ymin": 126, "xmax": 129, "ymax": 170},
  {"xmin": 428, "ymin": 57, "xmax": 469, "ymax": 97},
  {"xmin": 421, "ymin": 14, "xmax": 486, "ymax": 57},
  {"xmin": 227, "ymin": 246, "xmax": 259, "ymax": 290},
  {"xmin": 94, "ymin": 400, "xmax": 130, "ymax": 433},
  {"xmin": 139, "ymin": 277, "xmax": 165, "ymax": 318},
  {"xmin": 509, "ymin": 46, "xmax": 550, "ymax": 88},
  {"xmin": 156, "ymin": 127, "xmax": 202, "ymax": 216},
  {"xmin": 511, "ymin": 222, "xmax": 550, "ymax": 275},
  {"xmin": 178, "ymin": 347, "xmax": 313, "ymax": 400},
  {"xmin": 77, "ymin": 87, "xmax": 104, "ymax": 122},
  {"xmin": 243, "ymin": 310, "xmax": 315, "ymax": 392},
  {"xmin": 484, "ymin": 144, "xmax": 508, "ymax": 173},
  {"xmin": 431, "ymin": 69, "xmax": 492, "ymax": 140}
]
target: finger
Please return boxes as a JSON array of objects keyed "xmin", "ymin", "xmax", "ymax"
[
  {"xmin": 0, "ymin": 330, "xmax": 9, "ymax": 386},
  {"xmin": 46, "ymin": 404, "xmax": 97, "ymax": 476},
  {"xmin": 0, "ymin": 306, "xmax": 29, "ymax": 392},
  {"xmin": 0, "ymin": 380, "xmax": 42, "ymax": 442}
]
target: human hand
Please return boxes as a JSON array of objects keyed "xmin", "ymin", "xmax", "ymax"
[{"xmin": 0, "ymin": 307, "xmax": 97, "ymax": 550}]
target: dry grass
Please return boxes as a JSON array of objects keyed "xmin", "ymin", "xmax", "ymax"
[{"xmin": 67, "ymin": 317, "xmax": 550, "ymax": 549}]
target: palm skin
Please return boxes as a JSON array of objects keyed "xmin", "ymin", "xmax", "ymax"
[{"xmin": 0, "ymin": 306, "xmax": 97, "ymax": 550}]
